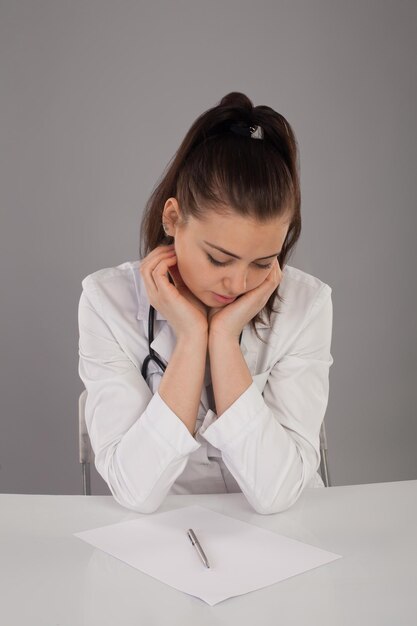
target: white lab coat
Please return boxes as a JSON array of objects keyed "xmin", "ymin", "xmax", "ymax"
[{"xmin": 78, "ymin": 260, "xmax": 334, "ymax": 515}]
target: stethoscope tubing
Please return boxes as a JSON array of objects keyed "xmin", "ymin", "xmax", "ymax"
[{"xmin": 141, "ymin": 305, "xmax": 167, "ymax": 378}]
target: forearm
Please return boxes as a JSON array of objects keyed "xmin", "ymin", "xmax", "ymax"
[
  {"xmin": 208, "ymin": 334, "xmax": 252, "ymax": 416},
  {"xmin": 199, "ymin": 383, "xmax": 321, "ymax": 514},
  {"xmin": 158, "ymin": 331, "xmax": 208, "ymax": 435}
]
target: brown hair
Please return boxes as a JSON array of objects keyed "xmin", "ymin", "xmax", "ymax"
[{"xmin": 139, "ymin": 91, "xmax": 301, "ymax": 341}]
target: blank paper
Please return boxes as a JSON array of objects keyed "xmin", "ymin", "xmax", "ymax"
[{"xmin": 74, "ymin": 505, "xmax": 341, "ymax": 605}]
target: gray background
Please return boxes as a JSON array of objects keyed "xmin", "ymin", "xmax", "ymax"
[{"xmin": 1, "ymin": 0, "xmax": 416, "ymax": 496}]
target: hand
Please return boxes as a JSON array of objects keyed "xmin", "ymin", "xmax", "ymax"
[
  {"xmin": 208, "ymin": 258, "xmax": 282, "ymax": 340},
  {"xmin": 139, "ymin": 244, "xmax": 209, "ymax": 339}
]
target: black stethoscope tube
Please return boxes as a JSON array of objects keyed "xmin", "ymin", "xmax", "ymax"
[
  {"xmin": 141, "ymin": 305, "xmax": 243, "ymax": 381},
  {"xmin": 141, "ymin": 304, "xmax": 168, "ymax": 378}
]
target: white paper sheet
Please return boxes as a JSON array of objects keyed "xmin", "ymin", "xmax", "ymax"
[{"xmin": 74, "ymin": 505, "xmax": 341, "ymax": 605}]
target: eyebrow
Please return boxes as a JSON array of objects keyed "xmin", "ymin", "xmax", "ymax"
[{"xmin": 203, "ymin": 240, "xmax": 281, "ymax": 260}]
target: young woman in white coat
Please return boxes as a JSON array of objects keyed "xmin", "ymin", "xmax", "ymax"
[{"xmin": 78, "ymin": 91, "xmax": 334, "ymax": 515}]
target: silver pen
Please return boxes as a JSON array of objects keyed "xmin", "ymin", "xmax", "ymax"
[{"xmin": 187, "ymin": 528, "xmax": 210, "ymax": 568}]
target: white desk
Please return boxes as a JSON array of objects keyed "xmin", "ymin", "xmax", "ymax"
[{"xmin": 1, "ymin": 480, "xmax": 416, "ymax": 625}]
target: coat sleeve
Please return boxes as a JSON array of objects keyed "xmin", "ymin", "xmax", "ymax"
[
  {"xmin": 78, "ymin": 278, "xmax": 200, "ymax": 513},
  {"xmin": 199, "ymin": 284, "xmax": 334, "ymax": 514}
]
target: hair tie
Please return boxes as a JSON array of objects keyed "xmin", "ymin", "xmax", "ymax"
[{"xmin": 230, "ymin": 122, "xmax": 264, "ymax": 140}]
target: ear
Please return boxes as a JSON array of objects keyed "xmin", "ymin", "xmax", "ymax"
[{"xmin": 162, "ymin": 197, "xmax": 183, "ymax": 235}]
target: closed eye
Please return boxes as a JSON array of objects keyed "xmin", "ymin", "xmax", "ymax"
[{"xmin": 206, "ymin": 253, "xmax": 272, "ymax": 270}]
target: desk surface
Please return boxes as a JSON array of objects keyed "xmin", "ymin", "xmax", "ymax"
[{"xmin": 1, "ymin": 480, "xmax": 416, "ymax": 626}]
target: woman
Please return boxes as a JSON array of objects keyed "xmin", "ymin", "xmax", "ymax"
[{"xmin": 78, "ymin": 92, "xmax": 334, "ymax": 515}]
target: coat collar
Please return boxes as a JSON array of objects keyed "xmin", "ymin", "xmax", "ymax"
[{"xmin": 134, "ymin": 264, "xmax": 168, "ymax": 323}]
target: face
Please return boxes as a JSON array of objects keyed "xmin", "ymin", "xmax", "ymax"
[{"xmin": 163, "ymin": 199, "xmax": 290, "ymax": 308}]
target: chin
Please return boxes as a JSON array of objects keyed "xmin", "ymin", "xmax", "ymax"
[
  {"xmin": 196, "ymin": 292, "xmax": 215, "ymax": 307},
  {"xmin": 198, "ymin": 293, "xmax": 212, "ymax": 306}
]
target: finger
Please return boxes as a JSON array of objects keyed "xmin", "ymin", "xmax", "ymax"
[
  {"xmin": 140, "ymin": 253, "xmax": 177, "ymax": 302},
  {"xmin": 167, "ymin": 262, "xmax": 185, "ymax": 288},
  {"xmin": 150, "ymin": 255, "xmax": 179, "ymax": 296},
  {"xmin": 140, "ymin": 243, "xmax": 175, "ymax": 262},
  {"xmin": 139, "ymin": 248, "xmax": 176, "ymax": 280},
  {"xmin": 139, "ymin": 245, "xmax": 175, "ymax": 269}
]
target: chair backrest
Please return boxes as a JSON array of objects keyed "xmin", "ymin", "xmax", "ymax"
[{"xmin": 78, "ymin": 390, "xmax": 331, "ymax": 492}]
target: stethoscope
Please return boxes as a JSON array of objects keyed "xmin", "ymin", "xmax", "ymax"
[{"xmin": 141, "ymin": 304, "xmax": 243, "ymax": 381}]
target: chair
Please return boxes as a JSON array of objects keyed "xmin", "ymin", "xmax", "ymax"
[
  {"xmin": 78, "ymin": 389, "xmax": 93, "ymax": 495},
  {"xmin": 78, "ymin": 390, "xmax": 331, "ymax": 495},
  {"xmin": 319, "ymin": 419, "xmax": 331, "ymax": 487}
]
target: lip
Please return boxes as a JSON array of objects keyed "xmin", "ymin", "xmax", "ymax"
[{"xmin": 212, "ymin": 292, "xmax": 237, "ymax": 303}]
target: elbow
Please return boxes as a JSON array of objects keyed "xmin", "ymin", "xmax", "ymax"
[
  {"xmin": 255, "ymin": 445, "xmax": 322, "ymax": 515},
  {"xmin": 106, "ymin": 472, "xmax": 167, "ymax": 514},
  {"xmin": 94, "ymin": 449, "xmax": 166, "ymax": 515},
  {"xmin": 253, "ymin": 503, "xmax": 289, "ymax": 515},
  {"xmin": 111, "ymin": 490, "xmax": 164, "ymax": 515},
  {"xmin": 247, "ymin": 459, "xmax": 315, "ymax": 515},
  {"xmin": 249, "ymin": 494, "xmax": 299, "ymax": 515}
]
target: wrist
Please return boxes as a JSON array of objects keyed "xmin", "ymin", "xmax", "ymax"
[
  {"xmin": 208, "ymin": 328, "xmax": 239, "ymax": 347},
  {"xmin": 177, "ymin": 327, "xmax": 208, "ymax": 344}
]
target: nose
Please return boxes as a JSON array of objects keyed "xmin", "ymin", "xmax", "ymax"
[{"xmin": 222, "ymin": 267, "xmax": 248, "ymax": 296}]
